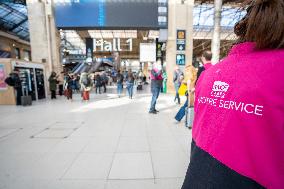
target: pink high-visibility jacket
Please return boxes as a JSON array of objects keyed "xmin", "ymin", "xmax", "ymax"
[{"xmin": 193, "ymin": 42, "xmax": 284, "ymax": 189}]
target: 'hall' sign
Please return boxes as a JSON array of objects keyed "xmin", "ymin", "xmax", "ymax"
[{"xmin": 93, "ymin": 38, "xmax": 133, "ymax": 52}]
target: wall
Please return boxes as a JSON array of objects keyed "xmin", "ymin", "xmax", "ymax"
[
  {"xmin": 0, "ymin": 36, "xmax": 31, "ymax": 61},
  {"xmin": 0, "ymin": 59, "xmax": 16, "ymax": 105}
]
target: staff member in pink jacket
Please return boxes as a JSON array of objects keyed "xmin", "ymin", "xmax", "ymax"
[{"xmin": 182, "ymin": 0, "xmax": 284, "ymax": 188}]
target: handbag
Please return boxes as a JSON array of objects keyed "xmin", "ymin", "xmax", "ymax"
[{"xmin": 178, "ymin": 83, "xmax": 187, "ymax": 96}]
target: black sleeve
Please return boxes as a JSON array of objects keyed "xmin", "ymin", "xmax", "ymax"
[{"xmin": 196, "ymin": 67, "xmax": 205, "ymax": 82}]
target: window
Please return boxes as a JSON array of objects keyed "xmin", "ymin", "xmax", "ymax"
[
  {"xmin": 23, "ymin": 50, "xmax": 31, "ymax": 61},
  {"xmin": 14, "ymin": 48, "xmax": 20, "ymax": 59}
]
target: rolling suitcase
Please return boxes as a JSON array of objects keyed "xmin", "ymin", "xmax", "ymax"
[
  {"xmin": 21, "ymin": 87, "xmax": 32, "ymax": 106},
  {"xmin": 82, "ymin": 90, "xmax": 89, "ymax": 101},
  {"xmin": 175, "ymin": 106, "xmax": 186, "ymax": 122}
]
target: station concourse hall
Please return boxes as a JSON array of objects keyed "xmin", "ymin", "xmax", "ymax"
[{"xmin": 0, "ymin": 0, "xmax": 283, "ymax": 189}]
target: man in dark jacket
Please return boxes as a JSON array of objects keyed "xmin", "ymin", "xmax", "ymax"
[
  {"xmin": 196, "ymin": 50, "xmax": 213, "ymax": 84},
  {"xmin": 5, "ymin": 69, "xmax": 22, "ymax": 105},
  {"xmin": 48, "ymin": 72, "xmax": 58, "ymax": 99}
]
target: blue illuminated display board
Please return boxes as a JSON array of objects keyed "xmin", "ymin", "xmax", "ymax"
[{"xmin": 54, "ymin": 0, "xmax": 168, "ymax": 29}]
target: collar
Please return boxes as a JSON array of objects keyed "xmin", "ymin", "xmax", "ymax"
[{"xmin": 229, "ymin": 42, "xmax": 256, "ymax": 56}]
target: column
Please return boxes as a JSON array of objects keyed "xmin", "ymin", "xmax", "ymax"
[
  {"xmin": 211, "ymin": 0, "xmax": 222, "ymax": 64},
  {"xmin": 166, "ymin": 0, "xmax": 194, "ymax": 93},
  {"xmin": 27, "ymin": 0, "xmax": 62, "ymax": 77}
]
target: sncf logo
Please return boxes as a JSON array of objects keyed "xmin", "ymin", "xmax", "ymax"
[{"xmin": 211, "ymin": 81, "xmax": 229, "ymax": 98}]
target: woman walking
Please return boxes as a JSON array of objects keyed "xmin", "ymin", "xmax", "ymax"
[
  {"xmin": 116, "ymin": 70, "xmax": 124, "ymax": 98},
  {"xmin": 126, "ymin": 72, "xmax": 135, "ymax": 99},
  {"xmin": 80, "ymin": 72, "xmax": 91, "ymax": 101}
]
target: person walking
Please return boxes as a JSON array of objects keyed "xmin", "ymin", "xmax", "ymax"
[
  {"xmin": 116, "ymin": 70, "xmax": 124, "ymax": 97},
  {"xmin": 173, "ymin": 66, "xmax": 184, "ymax": 104},
  {"xmin": 182, "ymin": 0, "xmax": 284, "ymax": 188},
  {"xmin": 101, "ymin": 72, "xmax": 108, "ymax": 93},
  {"xmin": 149, "ymin": 62, "xmax": 163, "ymax": 114},
  {"xmin": 94, "ymin": 73, "xmax": 102, "ymax": 94},
  {"xmin": 126, "ymin": 71, "xmax": 135, "ymax": 99},
  {"xmin": 64, "ymin": 73, "xmax": 73, "ymax": 100},
  {"xmin": 58, "ymin": 72, "xmax": 64, "ymax": 96},
  {"xmin": 174, "ymin": 64, "xmax": 197, "ymax": 124},
  {"xmin": 80, "ymin": 72, "xmax": 91, "ymax": 101},
  {"xmin": 48, "ymin": 71, "xmax": 58, "ymax": 99}
]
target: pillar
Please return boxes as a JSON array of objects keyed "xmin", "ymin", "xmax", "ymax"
[
  {"xmin": 211, "ymin": 0, "xmax": 222, "ymax": 64},
  {"xmin": 166, "ymin": 0, "xmax": 194, "ymax": 93},
  {"xmin": 27, "ymin": 0, "xmax": 62, "ymax": 78}
]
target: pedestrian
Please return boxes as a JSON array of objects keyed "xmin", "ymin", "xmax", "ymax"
[
  {"xmin": 174, "ymin": 64, "xmax": 197, "ymax": 124},
  {"xmin": 116, "ymin": 70, "xmax": 124, "ymax": 97},
  {"xmin": 94, "ymin": 73, "xmax": 102, "ymax": 94},
  {"xmin": 196, "ymin": 50, "xmax": 212, "ymax": 83},
  {"xmin": 48, "ymin": 71, "xmax": 58, "ymax": 99},
  {"xmin": 101, "ymin": 72, "xmax": 108, "ymax": 93},
  {"xmin": 64, "ymin": 73, "xmax": 73, "ymax": 100},
  {"xmin": 182, "ymin": 0, "xmax": 284, "ymax": 188},
  {"xmin": 126, "ymin": 71, "xmax": 135, "ymax": 99},
  {"xmin": 80, "ymin": 72, "xmax": 91, "ymax": 101},
  {"xmin": 149, "ymin": 61, "xmax": 163, "ymax": 114},
  {"xmin": 5, "ymin": 69, "xmax": 22, "ymax": 105},
  {"xmin": 173, "ymin": 66, "xmax": 184, "ymax": 104},
  {"xmin": 108, "ymin": 75, "xmax": 113, "ymax": 86},
  {"xmin": 58, "ymin": 72, "xmax": 64, "ymax": 96}
]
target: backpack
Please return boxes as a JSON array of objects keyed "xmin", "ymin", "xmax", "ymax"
[
  {"xmin": 82, "ymin": 75, "xmax": 90, "ymax": 86},
  {"xmin": 5, "ymin": 77, "xmax": 15, "ymax": 86}
]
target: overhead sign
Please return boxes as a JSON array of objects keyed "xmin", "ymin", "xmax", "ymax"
[
  {"xmin": 176, "ymin": 54, "xmax": 185, "ymax": 65},
  {"xmin": 156, "ymin": 42, "xmax": 166, "ymax": 59},
  {"xmin": 55, "ymin": 0, "xmax": 167, "ymax": 29},
  {"xmin": 177, "ymin": 40, "xmax": 186, "ymax": 51},
  {"xmin": 176, "ymin": 30, "xmax": 186, "ymax": 51},
  {"xmin": 93, "ymin": 38, "xmax": 133, "ymax": 52},
  {"xmin": 158, "ymin": 0, "xmax": 168, "ymax": 28},
  {"xmin": 140, "ymin": 43, "xmax": 156, "ymax": 62}
]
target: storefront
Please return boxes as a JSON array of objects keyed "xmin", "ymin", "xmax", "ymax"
[{"xmin": 0, "ymin": 59, "xmax": 47, "ymax": 105}]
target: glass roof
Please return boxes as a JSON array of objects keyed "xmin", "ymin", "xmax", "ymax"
[
  {"xmin": 0, "ymin": 1, "xmax": 245, "ymax": 45},
  {"xmin": 193, "ymin": 4, "xmax": 245, "ymax": 31},
  {"xmin": 0, "ymin": 2, "xmax": 29, "ymax": 41}
]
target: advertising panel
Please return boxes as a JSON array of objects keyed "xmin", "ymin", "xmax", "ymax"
[{"xmin": 0, "ymin": 64, "xmax": 7, "ymax": 90}]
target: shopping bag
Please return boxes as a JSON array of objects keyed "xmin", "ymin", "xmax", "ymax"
[{"xmin": 178, "ymin": 84, "xmax": 187, "ymax": 96}]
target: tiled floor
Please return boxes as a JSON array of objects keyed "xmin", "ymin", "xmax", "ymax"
[{"xmin": 0, "ymin": 87, "xmax": 192, "ymax": 189}]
